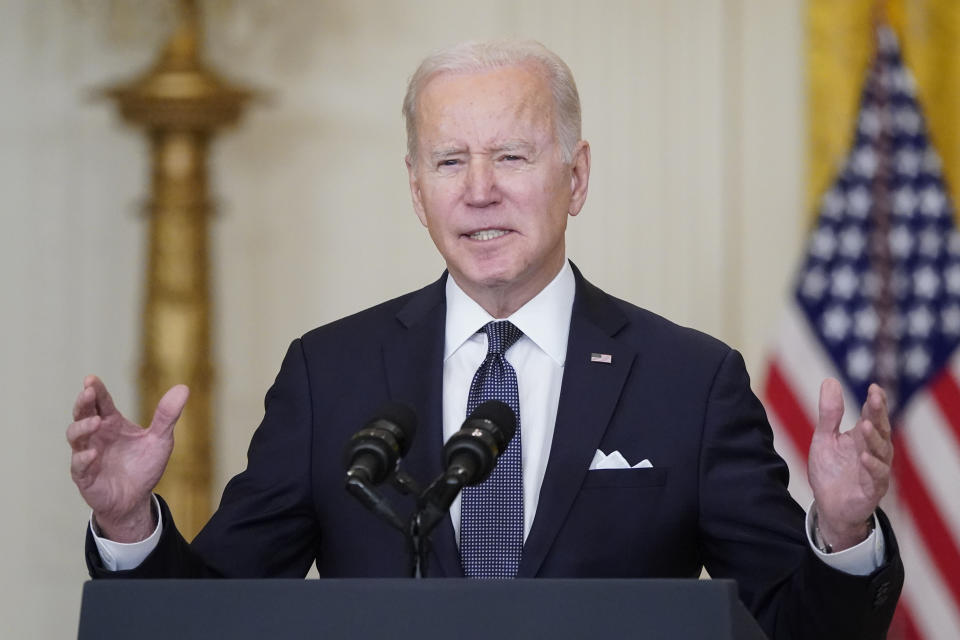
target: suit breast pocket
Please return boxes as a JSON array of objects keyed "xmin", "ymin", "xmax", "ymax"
[
  {"xmin": 544, "ymin": 467, "xmax": 673, "ymax": 576},
  {"xmin": 581, "ymin": 467, "xmax": 669, "ymax": 488}
]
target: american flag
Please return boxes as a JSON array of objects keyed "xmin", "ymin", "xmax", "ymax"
[{"xmin": 763, "ymin": 26, "xmax": 960, "ymax": 640}]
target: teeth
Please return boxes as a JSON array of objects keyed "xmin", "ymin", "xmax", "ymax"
[{"xmin": 469, "ymin": 229, "xmax": 509, "ymax": 241}]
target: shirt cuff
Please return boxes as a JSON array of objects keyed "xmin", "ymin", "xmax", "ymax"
[
  {"xmin": 89, "ymin": 495, "xmax": 163, "ymax": 571},
  {"xmin": 805, "ymin": 503, "xmax": 885, "ymax": 576}
]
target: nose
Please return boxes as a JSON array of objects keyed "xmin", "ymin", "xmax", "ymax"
[{"xmin": 464, "ymin": 157, "xmax": 500, "ymax": 208}]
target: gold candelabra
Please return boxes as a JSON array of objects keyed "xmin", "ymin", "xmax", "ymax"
[{"xmin": 102, "ymin": 0, "xmax": 256, "ymax": 539}]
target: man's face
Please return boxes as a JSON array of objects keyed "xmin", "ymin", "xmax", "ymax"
[{"xmin": 406, "ymin": 64, "xmax": 590, "ymax": 315}]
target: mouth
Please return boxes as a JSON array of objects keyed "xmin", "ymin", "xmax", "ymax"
[{"xmin": 465, "ymin": 229, "xmax": 511, "ymax": 241}]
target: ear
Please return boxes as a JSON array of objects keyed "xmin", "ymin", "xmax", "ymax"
[
  {"xmin": 567, "ymin": 140, "xmax": 591, "ymax": 217},
  {"xmin": 406, "ymin": 155, "xmax": 429, "ymax": 227}
]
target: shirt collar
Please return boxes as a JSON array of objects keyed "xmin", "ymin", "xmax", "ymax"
[{"xmin": 444, "ymin": 261, "xmax": 575, "ymax": 366}]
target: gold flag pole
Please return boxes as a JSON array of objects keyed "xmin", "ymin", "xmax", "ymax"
[{"xmin": 102, "ymin": 0, "xmax": 257, "ymax": 539}]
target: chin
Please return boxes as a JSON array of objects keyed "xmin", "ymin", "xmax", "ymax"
[{"xmin": 453, "ymin": 261, "xmax": 519, "ymax": 291}]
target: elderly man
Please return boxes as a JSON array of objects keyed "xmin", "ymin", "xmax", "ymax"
[{"xmin": 69, "ymin": 40, "xmax": 902, "ymax": 638}]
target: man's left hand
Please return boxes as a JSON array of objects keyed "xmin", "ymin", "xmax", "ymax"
[{"xmin": 807, "ymin": 378, "xmax": 893, "ymax": 551}]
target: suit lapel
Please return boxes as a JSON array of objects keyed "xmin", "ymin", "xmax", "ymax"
[
  {"xmin": 518, "ymin": 267, "xmax": 636, "ymax": 577},
  {"xmin": 381, "ymin": 274, "xmax": 464, "ymax": 577}
]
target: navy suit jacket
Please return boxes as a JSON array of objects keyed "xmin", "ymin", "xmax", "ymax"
[{"xmin": 87, "ymin": 264, "xmax": 903, "ymax": 639}]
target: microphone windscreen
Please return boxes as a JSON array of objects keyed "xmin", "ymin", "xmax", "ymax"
[
  {"xmin": 372, "ymin": 400, "xmax": 418, "ymax": 455},
  {"xmin": 467, "ymin": 399, "xmax": 517, "ymax": 442}
]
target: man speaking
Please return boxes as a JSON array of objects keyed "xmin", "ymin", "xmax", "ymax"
[{"xmin": 68, "ymin": 40, "xmax": 902, "ymax": 639}]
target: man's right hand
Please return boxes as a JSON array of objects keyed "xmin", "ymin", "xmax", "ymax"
[{"xmin": 67, "ymin": 375, "xmax": 189, "ymax": 543}]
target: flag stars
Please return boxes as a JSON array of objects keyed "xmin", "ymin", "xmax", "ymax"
[
  {"xmin": 903, "ymin": 345, "xmax": 931, "ymax": 379},
  {"xmin": 918, "ymin": 228, "xmax": 943, "ymax": 258},
  {"xmin": 854, "ymin": 306, "xmax": 880, "ymax": 340},
  {"xmin": 913, "ymin": 265, "xmax": 941, "ymax": 299},
  {"xmin": 848, "ymin": 186, "xmax": 872, "ymax": 218},
  {"xmin": 822, "ymin": 188, "xmax": 845, "ymax": 219},
  {"xmin": 810, "ymin": 228, "xmax": 837, "ymax": 260},
  {"xmin": 894, "ymin": 106, "xmax": 922, "ymax": 135},
  {"xmin": 896, "ymin": 147, "xmax": 921, "ymax": 178},
  {"xmin": 942, "ymin": 304, "xmax": 960, "ymax": 335},
  {"xmin": 852, "ymin": 146, "xmax": 878, "ymax": 178},
  {"xmin": 839, "ymin": 226, "xmax": 867, "ymax": 257},
  {"xmin": 859, "ymin": 108, "xmax": 881, "ymax": 138},
  {"xmin": 847, "ymin": 346, "xmax": 875, "ymax": 381},
  {"xmin": 822, "ymin": 306, "xmax": 852, "ymax": 342},
  {"xmin": 894, "ymin": 66, "xmax": 916, "ymax": 94},
  {"xmin": 801, "ymin": 267, "xmax": 829, "ymax": 300},
  {"xmin": 889, "ymin": 226, "xmax": 914, "ymax": 259},
  {"xmin": 831, "ymin": 264, "xmax": 860, "ymax": 300},
  {"xmin": 920, "ymin": 186, "xmax": 947, "ymax": 218},
  {"xmin": 907, "ymin": 305, "xmax": 936, "ymax": 337},
  {"xmin": 949, "ymin": 231, "xmax": 960, "ymax": 257},
  {"xmin": 944, "ymin": 263, "xmax": 960, "ymax": 295},
  {"xmin": 893, "ymin": 185, "xmax": 917, "ymax": 216}
]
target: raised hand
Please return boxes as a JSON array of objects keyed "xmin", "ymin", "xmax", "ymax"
[
  {"xmin": 67, "ymin": 375, "xmax": 189, "ymax": 542},
  {"xmin": 807, "ymin": 378, "xmax": 893, "ymax": 551}
]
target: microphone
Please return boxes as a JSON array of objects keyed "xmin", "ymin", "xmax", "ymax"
[
  {"xmin": 410, "ymin": 400, "xmax": 518, "ymax": 550},
  {"xmin": 343, "ymin": 401, "xmax": 417, "ymax": 485},
  {"xmin": 442, "ymin": 400, "xmax": 517, "ymax": 487}
]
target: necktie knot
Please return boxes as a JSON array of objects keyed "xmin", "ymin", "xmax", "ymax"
[{"xmin": 482, "ymin": 321, "xmax": 523, "ymax": 356}]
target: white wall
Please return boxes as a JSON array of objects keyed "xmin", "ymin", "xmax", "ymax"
[{"xmin": 0, "ymin": 1, "xmax": 804, "ymax": 636}]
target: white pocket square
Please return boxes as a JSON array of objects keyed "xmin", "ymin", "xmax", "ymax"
[{"xmin": 589, "ymin": 449, "xmax": 653, "ymax": 470}]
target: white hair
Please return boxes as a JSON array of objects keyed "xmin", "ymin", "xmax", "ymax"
[{"xmin": 402, "ymin": 39, "xmax": 582, "ymax": 164}]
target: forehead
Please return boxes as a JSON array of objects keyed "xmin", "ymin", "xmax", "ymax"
[{"xmin": 415, "ymin": 65, "xmax": 555, "ymax": 145}]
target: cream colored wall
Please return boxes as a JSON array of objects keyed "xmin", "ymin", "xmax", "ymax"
[{"xmin": 0, "ymin": 1, "xmax": 804, "ymax": 636}]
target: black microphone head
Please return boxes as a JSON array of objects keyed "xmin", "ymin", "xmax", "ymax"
[
  {"xmin": 343, "ymin": 401, "xmax": 418, "ymax": 484},
  {"xmin": 371, "ymin": 400, "xmax": 417, "ymax": 456},
  {"xmin": 442, "ymin": 400, "xmax": 517, "ymax": 487},
  {"xmin": 467, "ymin": 400, "xmax": 517, "ymax": 444}
]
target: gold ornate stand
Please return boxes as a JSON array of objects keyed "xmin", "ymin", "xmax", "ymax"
[{"xmin": 103, "ymin": 0, "xmax": 255, "ymax": 539}]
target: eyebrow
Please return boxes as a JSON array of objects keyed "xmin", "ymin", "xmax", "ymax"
[
  {"xmin": 493, "ymin": 141, "xmax": 535, "ymax": 155},
  {"xmin": 429, "ymin": 147, "xmax": 467, "ymax": 162},
  {"xmin": 429, "ymin": 141, "xmax": 536, "ymax": 162}
]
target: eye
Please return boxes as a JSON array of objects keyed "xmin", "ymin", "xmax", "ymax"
[
  {"xmin": 438, "ymin": 159, "xmax": 460, "ymax": 168},
  {"xmin": 501, "ymin": 154, "xmax": 524, "ymax": 162}
]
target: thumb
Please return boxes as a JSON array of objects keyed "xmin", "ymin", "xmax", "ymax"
[
  {"xmin": 816, "ymin": 378, "xmax": 844, "ymax": 435},
  {"xmin": 149, "ymin": 384, "xmax": 190, "ymax": 436}
]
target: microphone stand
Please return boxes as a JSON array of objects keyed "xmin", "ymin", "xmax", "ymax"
[{"xmin": 347, "ymin": 467, "xmax": 470, "ymax": 578}]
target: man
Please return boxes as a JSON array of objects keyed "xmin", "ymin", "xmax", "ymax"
[{"xmin": 68, "ymin": 40, "xmax": 902, "ymax": 638}]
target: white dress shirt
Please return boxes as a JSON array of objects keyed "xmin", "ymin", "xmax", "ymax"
[
  {"xmin": 443, "ymin": 261, "xmax": 575, "ymax": 543},
  {"xmin": 93, "ymin": 260, "xmax": 883, "ymax": 574}
]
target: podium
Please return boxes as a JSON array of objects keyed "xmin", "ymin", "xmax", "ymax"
[{"xmin": 78, "ymin": 578, "xmax": 768, "ymax": 639}]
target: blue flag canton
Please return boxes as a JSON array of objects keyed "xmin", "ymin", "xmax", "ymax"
[{"xmin": 795, "ymin": 27, "xmax": 960, "ymax": 413}]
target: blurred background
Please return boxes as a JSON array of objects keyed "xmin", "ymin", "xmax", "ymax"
[{"xmin": 1, "ymin": 0, "xmax": 957, "ymax": 637}]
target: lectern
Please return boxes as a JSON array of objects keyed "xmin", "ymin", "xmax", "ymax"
[{"xmin": 78, "ymin": 578, "xmax": 768, "ymax": 639}]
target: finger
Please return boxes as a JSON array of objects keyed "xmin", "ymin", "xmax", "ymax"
[
  {"xmin": 73, "ymin": 385, "xmax": 97, "ymax": 421},
  {"xmin": 849, "ymin": 420, "xmax": 869, "ymax": 458},
  {"xmin": 858, "ymin": 419, "xmax": 892, "ymax": 464},
  {"xmin": 66, "ymin": 416, "xmax": 101, "ymax": 452},
  {"xmin": 70, "ymin": 448, "xmax": 98, "ymax": 480},
  {"xmin": 860, "ymin": 451, "xmax": 891, "ymax": 497},
  {"xmin": 85, "ymin": 375, "xmax": 119, "ymax": 416},
  {"xmin": 862, "ymin": 384, "xmax": 892, "ymax": 438},
  {"xmin": 816, "ymin": 378, "xmax": 845, "ymax": 435},
  {"xmin": 148, "ymin": 384, "xmax": 190, "ymax": 437}
]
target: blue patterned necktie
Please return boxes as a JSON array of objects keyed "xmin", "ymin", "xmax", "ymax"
[{"xmin": 460, "ymin": 320, "xmax": 524, "ymax": 578}]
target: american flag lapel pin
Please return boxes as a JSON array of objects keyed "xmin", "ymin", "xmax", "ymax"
[{"xmin": 590, "ymin": 353, "xmax": 613, "ymax": 364}]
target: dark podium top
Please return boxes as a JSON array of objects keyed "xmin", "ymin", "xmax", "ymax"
[{"xmin": 78, "ymin": 578, "xmax": 768, "ymax": 639}]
